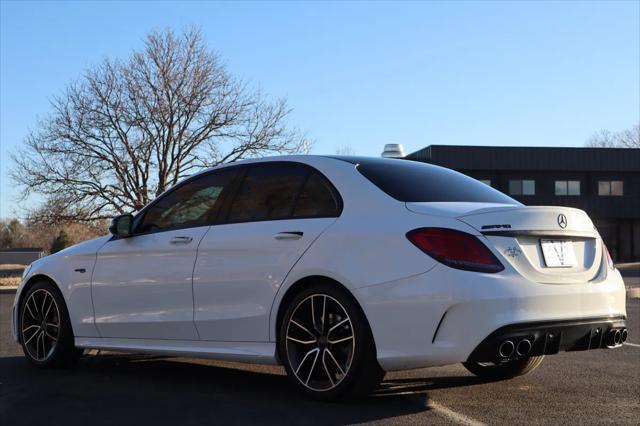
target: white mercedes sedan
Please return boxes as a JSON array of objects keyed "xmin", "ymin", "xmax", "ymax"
[{"xmin": 12, "ymin": 156, "xmax": 627, "ymax": 400}]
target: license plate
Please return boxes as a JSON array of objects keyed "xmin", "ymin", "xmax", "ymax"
[{"xmin": 540, "ymin": 239, "xmax": 576, "ymax": 268}]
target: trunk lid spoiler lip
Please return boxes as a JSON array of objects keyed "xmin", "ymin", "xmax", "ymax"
[
  {"xmin": 404, "ymin": 202, "xmax": 520, "ymax": 218},
  {"xmin": 458, "ymin": 204, "xmax": 587, "ymax": 219},
  {"xmin": 481, "ymin": 230, "xmax": 597, "ymax": 239}
]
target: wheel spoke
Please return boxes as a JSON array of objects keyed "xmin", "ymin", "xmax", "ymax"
[
  {"xmin": 286, "ymin": 336, "xmax": 316, "ymax": 345},
  {"xmin": 23, "ymin": 326, "xmax": 40, "ymax": 345},
  {"xmin": 24, "ymin": 299, "xmax": 37, "ymax": 321},
  {"xmin": 305, "ymin": 349, "xmax": 320, "ymax": 385},
  {"xmin": 289, "ymin": 320, "xmax": 315, "ymax": 339},
  {"xmin": 310, "ymin": 295, "xmax": 315, "ymax": 331},
  {"xmin": 325, "ymin": 349, "xmax": 346, "ymax": 376},
  {"xmin": 46, "ymin": 322, "xmax": 59, "ymax": 328},
  {"xmin": 322, "ymin": 350, "xmax": 335, "ymax": 386},
  {"xmin": 321, "ymin": 296, "xmax": 326, "ymax": 334},
  {"xmin": 327, "ymin": 318, "xmax": 349, "ymax": 338},
  {"xmin": 40, "ymin": 292, "xmax": 48, "ymax": 319},
  {"xmin": 31, "ymin": 295, "xmax": 42, "ymax": 319},
  {"xmin": 22, "ymin": 324, "xmax": 40, "ymax": 334},
  {"xmin": 328, "ymin": 335, "xmax": 353, "ymax": 345},
  {"xmin": 43, "ymin": 297, "xmax": 55, "ymax": 321},
  {"xmin": 27, "ymin": 296, "xmax": 41, "ymax": 320},
  {"xmin": 45, "ymin": 330, "xmax": 58, "ymax": 342},
  {"xmin": 36, "ymin": 331, "xmax": 44, "ymax": 360},
  {"xmin": 295, "ymin": 347, "xmax": 319, "ymax": 375}
]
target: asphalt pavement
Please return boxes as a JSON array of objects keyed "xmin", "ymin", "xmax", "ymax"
[{"xmin": 1, "ymin": 286, "xmax": 638, "ymax": 425}]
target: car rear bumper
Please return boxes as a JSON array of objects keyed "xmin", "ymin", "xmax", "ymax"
[
  {"xmin": 353, "ymin": 264, "xmax": 627, "ymax": 371},
  {"xmin": 466, "ymin": 316, "xmax": 627, "ymax": 363}
]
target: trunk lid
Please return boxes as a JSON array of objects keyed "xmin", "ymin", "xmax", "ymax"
[{"xmin": 406, "ymin": 203, "xmax": 603, "ymax": 284}]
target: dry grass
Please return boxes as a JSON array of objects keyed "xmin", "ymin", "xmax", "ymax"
[{"xmin": 0, "ymin": 264, "xmax": 25, "ymax": 287}]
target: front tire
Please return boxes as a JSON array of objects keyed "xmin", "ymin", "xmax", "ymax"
[
  {"xmin": 463, "ymin": 356, "xmax": 545, "ymax": 380},
  {"xmin": 19, "ymin": 280, "xmax": 77, "ymax": 368},
  {"xmin": 278, "ymin": 283, "xmax": 383, "ymax": 401}
]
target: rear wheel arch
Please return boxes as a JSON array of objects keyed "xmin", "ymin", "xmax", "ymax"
[{"xmin": 274, "ymin": 275, "xmax": 377, "ymax": 364}]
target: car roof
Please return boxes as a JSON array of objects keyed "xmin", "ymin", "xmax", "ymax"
[{"xmin": 183, "ymin": 154, "xmax": 414, "ymax": 182}]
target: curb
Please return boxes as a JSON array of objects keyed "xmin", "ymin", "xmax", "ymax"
[{"xmin": 0, "ymin": 286, "xmax": 18, "ymax": 294}]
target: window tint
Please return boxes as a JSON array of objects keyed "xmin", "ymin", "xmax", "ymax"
[
  {"xmin": 355, "ymin": 159, "xmax": 518, "ymax": 204},
  {"xmin": 228, "ymin": 164, "xmax": 308, "ymax": 222},
  {"xmin": 293, "ymin": 172, "xmax": 340, "ymax": 218},
  {"xmin": 137, "ymin": 169, "xmax": 236, "ymax": 233}
]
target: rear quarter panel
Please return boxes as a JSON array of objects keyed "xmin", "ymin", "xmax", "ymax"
[{"xmin": 267, "ymin": 158, "xmax": 485, "ymax": 342}]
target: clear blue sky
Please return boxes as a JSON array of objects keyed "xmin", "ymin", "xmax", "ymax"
[{"xmin": 1, "ymin": 0, "xmax": 639, "ymax": 218}]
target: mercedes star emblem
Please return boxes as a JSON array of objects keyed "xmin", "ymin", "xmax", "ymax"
[{"xmin": 557, "ymin": 214, "xmax": 568, "ymax": 229}]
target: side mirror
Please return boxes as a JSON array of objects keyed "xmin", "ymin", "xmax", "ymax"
[{"xmin": 109, "ymin": 214, "xmax": 133, "ymax": 238}]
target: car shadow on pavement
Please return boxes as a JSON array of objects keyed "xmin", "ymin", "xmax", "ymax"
[{"xmin": 0, "ymin": 354, "xmax": 488, "ymax": 425}]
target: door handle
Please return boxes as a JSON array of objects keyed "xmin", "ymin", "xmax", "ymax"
[
  {"xmin": 170, "ymin": 236, "xmax": 193, "ymax": 244},
  {"xmin": 274, "ymin": 231, "xmax": 304, "ymax": 240}
]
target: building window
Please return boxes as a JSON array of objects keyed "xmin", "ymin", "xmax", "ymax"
[
  {"xmin": 509, "ymin": 179, "xmax": 535, "ymax": 195},
  {"xmin": 479, "ymin": 179, "xmax": 491, "ymax": 186},
  {"xmin": 598, "ymin": 181, "xmax": 624, "ymax": 196},
  {"xmin": 555, "ymin": 180, "xmax": 581, "ymax": 196}
]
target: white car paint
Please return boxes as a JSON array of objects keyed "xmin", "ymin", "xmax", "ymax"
[
  {"xmin": 193, "ymin": 217, "xmax": 336, "ymax": 342},
  {"xmin": 91, "ymin": 226, "xmax": 210, "ymax": 340},
  {"xmin": 11, "ymin": 155, "xmax": 627, "ymax": 372}
]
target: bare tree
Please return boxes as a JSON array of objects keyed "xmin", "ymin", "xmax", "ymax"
[
  {"xmin": 12, "ymin": 28, "xmax": 306, "ymax": 223},
  {"xmin": 586, "ymin": 123, "xmax": 639, "ymax": 148}
]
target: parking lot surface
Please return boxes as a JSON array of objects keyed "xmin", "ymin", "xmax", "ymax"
[{"xmin": 1, "ymin": 285, "xmax": 638, "ymax": 425}]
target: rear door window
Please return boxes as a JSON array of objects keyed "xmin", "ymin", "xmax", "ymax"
[
  {"xmin": 293, "ymin": 172, "xmax": 340, "ymax": 218},
  {"xmin": 227, "ymin": 164, "xmax": 309, "ymax": 222}
]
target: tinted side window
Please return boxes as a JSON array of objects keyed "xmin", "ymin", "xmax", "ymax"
[
  {"xmin": 137, "ymin": 169, "xmax": 236, "ymax": 233},
  {"xmin": 357, "ymin": 159, "xmax": 519, "ymax": 204},
  {"xmin": 228, "ymin": 164, "xmax": 308, "ymax": 222},
  {"xmin": 293, "ymin": 172, "xmax": 340, "ymax": 218}
]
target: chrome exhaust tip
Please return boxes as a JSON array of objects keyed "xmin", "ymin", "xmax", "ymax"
[
  {"xmin": 516, "ymin": 339, "xmax": 532, "ymax": 356},
  {"xmin": 621, "ymin": 328, "xmax": 628, "ymax": 343},
  {"xmin": 613, "ymin": 329, "xmax": 622, "ymax": 346},
  {"xmin": 498, "ymin": 340, "xmax": 515, "ymax": 358}
]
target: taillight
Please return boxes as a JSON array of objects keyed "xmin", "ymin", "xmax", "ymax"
[
  {"xmin": 603, "ymin": 242, "xmax": 615, "ymax": 270},
  {"xmin": 406, "ymin": 228, "xmax": 504, "ymax": 273}
]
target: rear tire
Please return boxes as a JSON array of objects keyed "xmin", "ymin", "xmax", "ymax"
[
  {"xmin": 18, "ymin": 280, "xmax": 77, "ymax": 368},
  {"xmin": 463, "ymin": 356, "xmax": 545, "ymax": 380},
  {"xmin": 278, "ymin": 283, "xmax": 384, "ymax": 401}
]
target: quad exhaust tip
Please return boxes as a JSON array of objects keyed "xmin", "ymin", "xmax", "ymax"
[
  {"xmin": 607, "ymin": 328, "xmax": 627, "ymax": 347},
  {"xmin": 498, "ymin": 340, "xmax": 515, "ymax": 358},
  {"xmin": 499, "ymin": 338, "xmax": 532, "ymax": 358},
  {"xmin": 516, "ymin": 339, "xmax": 532, "ymax": 356},
  {"xmin": 614, "ymin": 330, "xmax": 622, "ymax": 346}
]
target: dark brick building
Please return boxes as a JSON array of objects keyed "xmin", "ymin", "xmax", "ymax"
[{"xmin": 406, "ymin": 145, "xmax": 640, "ymax": 262}]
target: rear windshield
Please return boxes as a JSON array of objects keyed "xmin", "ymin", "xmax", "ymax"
[{"xmin": 354, "ymin": 158, "xmax": 518, "ymax": 204}]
